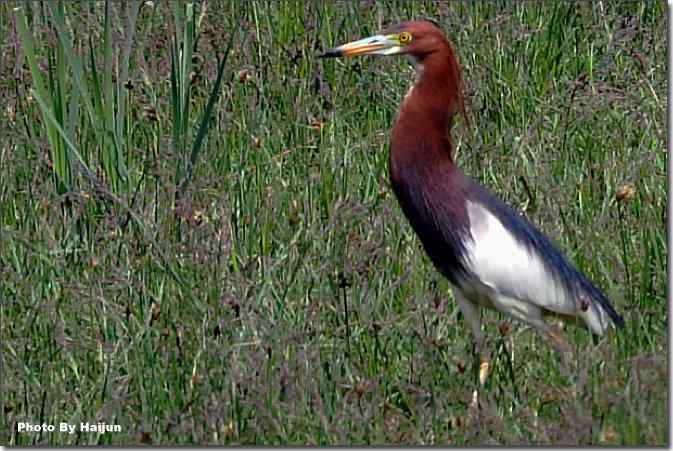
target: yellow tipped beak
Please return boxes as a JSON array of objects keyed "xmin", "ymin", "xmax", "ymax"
[
  {"xmin": 334, "ymin": 40, "xmax": 388, "ymax": 57},
  {"xmin": 320, "ymin": 35, "xmax": 400, "ymax": 58}
]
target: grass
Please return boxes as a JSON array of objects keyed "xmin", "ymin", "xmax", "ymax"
[{"xmin": 0, "ymin": 0, "xmax": 667, "ymax": 445}]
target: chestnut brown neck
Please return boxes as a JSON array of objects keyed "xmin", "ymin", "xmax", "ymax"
[{"xmin": 391, "ymin": 43, "xmax": 463, "ymax": 166}]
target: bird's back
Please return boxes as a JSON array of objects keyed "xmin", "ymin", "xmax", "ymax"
[
  {"xmin": 390, "ymin": 158, "xmax": 624, "ymax": 335},
  {"xmin": 463, "ymin": 176, "xmax": 624, "ymax": 334}
]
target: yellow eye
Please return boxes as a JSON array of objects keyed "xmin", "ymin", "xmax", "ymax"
[{"xmin": 398, "ymin": 31, "xmax": 412, "ymax": 45}]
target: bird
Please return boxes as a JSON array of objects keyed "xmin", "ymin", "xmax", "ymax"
[{"xmin": 320, "ymin": 20, "xmax": 624, "ymax": 402}]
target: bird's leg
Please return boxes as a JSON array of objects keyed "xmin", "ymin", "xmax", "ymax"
[
  {"xmin": 546, "ymin": 322, "xmax": 571, "ymax": 354},
  {"xmin": 478, "ymin": 348, "xmax": 491, "ymax": 386},
  {"xmin": 454, "ymin": 291, "xmax": 488, "ymax": 409},
  {"xmin": 492, "ymin": 297, "xmax": 575, "ymax": 368},
  {"xmin": 519, "ymin": 312, "xmax": 574, "ymax": 367},
  {"xmin": 472, "ymin": 340, "xmax": 490, "ymax": 410},
  {"xmin": 544, "ymin": 322, "xmax": 575, "ymax": 369}
]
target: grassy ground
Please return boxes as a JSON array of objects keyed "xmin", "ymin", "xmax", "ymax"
[{"xmin": 1, "ymin": 0, "xmax": 667, "ymax": 445}]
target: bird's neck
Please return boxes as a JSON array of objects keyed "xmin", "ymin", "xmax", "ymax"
[{"xmin": 392, "ymin": 47, "xmax": 463, "ymax": 163}]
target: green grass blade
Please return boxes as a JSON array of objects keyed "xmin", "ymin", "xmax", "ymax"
[
  {"xmin": 170, "ymin": 41, "xmax": 182, "ymax": 182},
  {"xmin": 177, "ymin": 27, "xmax": 238, "ymax": 196},
  {"xmin": 15, "ymin": 5, "xmax": 69, "ymax": 193},
  {"xmin": 101, "ymin": 1, "xmax": 121, "ymax": 193},
  {"xmin": 46, "ymin": 2, "xmax": 95, "ymax": 126},
  {"xmin": 113, "ymin": 1, "xmax": 141, "ymax": 186}
]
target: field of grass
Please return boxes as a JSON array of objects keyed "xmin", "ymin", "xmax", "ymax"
[{"xmin": 1, "ymin": 0, "xmax": 667, "ymax": 445}]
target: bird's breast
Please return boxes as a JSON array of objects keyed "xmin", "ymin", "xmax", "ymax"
[{"xmin": 388, "ymin": 159, "xmax": 473, "ymax": 284}]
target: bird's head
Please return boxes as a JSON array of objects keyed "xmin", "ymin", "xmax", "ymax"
[
  {"xmin": 320, "ymin": 20, "xmax": 449, "ymax": 65},
  {"xmin": 321, "ymin": 20, "xmax": 468, "ymax": 131}
]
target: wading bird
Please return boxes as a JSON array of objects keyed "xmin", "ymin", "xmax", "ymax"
[{"xmin": 321, "ymin": 21, "xmax": 624, "ymax": 402}]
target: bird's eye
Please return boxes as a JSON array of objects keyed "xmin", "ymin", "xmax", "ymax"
[{"xmin": 398, "ymin": 31, "xmax": 412, "ymax": 44}]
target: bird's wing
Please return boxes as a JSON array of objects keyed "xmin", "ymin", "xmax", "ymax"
[
  {"xmin": 462, "ymin": 199, "xmax": 576, "ymax": 312},
  {"xmin": 458, "ymin": 187, "xmax": 619, "ymax": 335}
]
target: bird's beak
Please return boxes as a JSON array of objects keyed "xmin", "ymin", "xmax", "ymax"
[{"xmin": 320, "ymin": 34, "xmax": 401, "ymax": 58}]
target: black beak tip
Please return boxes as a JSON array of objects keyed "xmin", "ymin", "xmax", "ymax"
[{"xmin": 319, "ymin": 48, "xmax": 342, "ymax": 59}]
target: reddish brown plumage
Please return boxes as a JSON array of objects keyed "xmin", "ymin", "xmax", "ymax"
[
  {"xmin": 388, "ymin": 21, "xmax": 465, "ymax": 162},
  {"xmin": 387, "ymin": 21, "xmax": 471, "ymax": 283}
]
